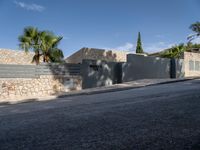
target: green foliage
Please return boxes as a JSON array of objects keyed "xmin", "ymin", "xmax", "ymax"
[
  {"xmin": 186, "ymin": 42, "xmax": 200, "ymax": 49},
  {"xmin": 188, "ymin": 22, "xmax": 200, "ymax": 41},
  {"xmin": 19, "ymin": 26, "xmax": 64, "ymax": 64},
  {"xmin": 39, "ymin": 31, "xmax": 64, "ymax": 63},
  {"xmin": 136, "ymin": 32, "xmax": 144, "ymax": 53},
  {"xmin": 160, "ymin": 44, "xmax": 186, "ymax": 58},
  {"xmin": 18, "ymin": 27, "xmax": 41, "ymax": 64},
  {"xmin": 160, "ymin": 43, "xmax": 200, "ymax": 58}
]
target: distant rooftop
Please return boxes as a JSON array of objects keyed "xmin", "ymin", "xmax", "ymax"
[{"xmin": 65, "ymin": 47, "xmax": 130, "ymax": 64}]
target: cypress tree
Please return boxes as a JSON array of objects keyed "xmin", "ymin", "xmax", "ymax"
[{"xmin": 136, "ymin": 32, "xmax": 144, "ymax": 53}]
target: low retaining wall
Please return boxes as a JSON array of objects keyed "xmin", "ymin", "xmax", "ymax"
[
  {"xmin": 0, "ymin": 63, "xmax": 82, "ymax": 100},
  {"xmin": 0, "ymin": 75, "xmax": 82, "ymax": 100}
]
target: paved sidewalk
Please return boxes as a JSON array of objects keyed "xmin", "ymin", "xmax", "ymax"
[
  {"xmin": 58, "ymin": 78, "xmax": 194, "ymax": 97},
  {"xmin": 0, "ymin": 78, "xmax": 196, "ymax": 104}
]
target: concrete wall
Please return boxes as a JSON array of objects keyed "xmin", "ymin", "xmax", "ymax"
[
  {"xmin": 183, "ymin": 52, "xmax": 200, "ymax": 77},
  {"xmin": 122, "ymin": 54, "xmax": 171, "ymax": 82},
  {"xmin": 81, "ymin": 60, "xmax": 121, "ymax": 89},
  {"xmin": 81, "ymin": 54, "xmax": 186, "ymax": 89},
  {"xmin": 0, "ymin": 49, "xmax": 35, "ymax": 65},
  {"xmin": 171, "ymin": 59, "xmax": 185, "ymax": 78},
  {"xmin": 66, "ymin": 47, "xmax": 128, "ymax": 64}
]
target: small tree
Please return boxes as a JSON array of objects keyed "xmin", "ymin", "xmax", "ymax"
[{"xmin": 136, "ymin": 32, "xmax": 144, "ymax": 53}]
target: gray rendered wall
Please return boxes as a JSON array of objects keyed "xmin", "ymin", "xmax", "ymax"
[
  {"xmin": 0, "ymin": 63, "xmax": 81, "ymax": 78},
  {"xmin": 0, "ymin": 64, "xmax": 37, "ymax": 78},
  {"xmin": 171, "ymin": 59, "xmax": 185, "ymax": 78},
  {"xmin": 37, "ymin": 63, "xmax": 81, "ymax": 76},
  {"xmin": 122, "ymin": 54, "xmax": 171, "ymax": 82},
  {"xmin": 81, "ymin": 60, "xmax": 121, "ymax": 89},
  {"xmin": 81, "ymin": 55, "xmax": 184, "ymax": 89}
]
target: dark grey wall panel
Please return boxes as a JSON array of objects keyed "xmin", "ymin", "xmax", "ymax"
[
  {"xmin": 172, "ymin": 59, "xmax": 185, "ymax": 78},
  {"xmin": 81, "ymin": 60, "xmax": 121, "ymax": 89},
  {"xmin": 36, "ymin": 64, "xmax": 81, "ymax": 76},
  {"xmin": 0, "ymin": 63, "xmax": 81, "ymax": 78},
  {"xmin": 122, "ymin": 54, "xmax": 171, "ymax": 82},
  {"xmin": 81, "ymin": 55, "xmax": 183, "ymax": 89},
  {"xmin": 0, "ymin": 64, "xmax": 37, "ymax": 78}
]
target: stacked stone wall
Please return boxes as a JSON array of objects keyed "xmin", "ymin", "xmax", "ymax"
[
  {"xmin": 0, "ymin": 75, "xmax": 82, "ymax": 100},
  {"xmin": 0, "ymin": 49, "xmax": 36, "ymax": 65}
]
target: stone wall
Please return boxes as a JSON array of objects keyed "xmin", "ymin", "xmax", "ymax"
[
  {"xmin": 0, "ymin": 75, "xmax": 82, "ymax": 100},
  {"xmin": 183, "ymin": 52, "xmax": 200, "ymax": 77},
  {"xmin": 0, "ymin": 49, "xmax": 35, "ymax": 65},
  {"xmin": 66, "ymin": 47, "xmax": 128, "ymax": 63}
]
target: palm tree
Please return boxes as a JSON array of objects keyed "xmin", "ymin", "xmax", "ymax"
[
  {"xmin": 188, "ymin": 22, "xmax": 200, "ymax": 42},
  {"xmin": 19, "ymin": 27, "xmax": 64, "ymax": 64},
  {"xmin": 18, "ymin": 27, "xmax": 42, "ymax": 64},
  {"xmin": 160, "ymin": 44, "xmax": 186, "ymax": 58},
  {"xmin": 40, "ymin": 31, "xmax": 64, "ymax": 63}
]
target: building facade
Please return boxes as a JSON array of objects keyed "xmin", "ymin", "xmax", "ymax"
[{"xmin": 65, "ymin": 47, "xmax": 129, "ymax": 63}]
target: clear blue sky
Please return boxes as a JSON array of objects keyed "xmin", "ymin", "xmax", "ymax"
[{"xmin": 0, "ymin": 0, "xmax": 200, "ymax": 57}]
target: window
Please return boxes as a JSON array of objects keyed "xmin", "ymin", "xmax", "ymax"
[
  {"xmin": 195, "ymin": 61, "xmax": 200, "ymax": 71},
  {"xmin": 189, "ymin": 60, "xmax": 194, "ymax": 71},
  {"xmin": 89, "ymin": 65, "xmax": 102, "ymax": 71}
]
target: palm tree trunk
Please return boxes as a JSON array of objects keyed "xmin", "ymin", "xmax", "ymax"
[{"xmin": 35, "ymin": 51, "xmax": 40, "ymax": 65}]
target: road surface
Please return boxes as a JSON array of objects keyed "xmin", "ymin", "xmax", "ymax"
[{"xmin": 1, "ymin": 79, "xmax": 200, "ymax": 150}]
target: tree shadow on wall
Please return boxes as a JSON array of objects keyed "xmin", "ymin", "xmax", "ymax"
[
  {"xmin": 37, "ymin": 63, "xmax": 82, "ymax": 95},
  {"xmin": 47, "ymin": 49, "xmax": 122, "ymax": 92},
  {"xmin": 81, "ymin": 55, "xmax": 122, "ymax": 89},
  {"xmin": 83, "ymin": 48, "xmax": 119, "ymax": 62}
]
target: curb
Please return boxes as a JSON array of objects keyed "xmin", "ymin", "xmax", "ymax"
[
  {"xmin": 1, "ymin": 78, "xmax": 197, "ymax": 106},
  {"xmin": 57, "ymin": 78, "xmax": 196, "ymax": 98}
]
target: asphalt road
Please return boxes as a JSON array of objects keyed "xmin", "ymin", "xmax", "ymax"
[{"xmin": 1, "ymin": 79, "xmax": 200, "ymax": 150}]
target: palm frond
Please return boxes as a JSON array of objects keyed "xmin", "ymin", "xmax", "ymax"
[
  {"xmin": 19, "ymin": 27, "xmax": 64, "ymax": 64},
  {"xmin": 188, "ymin": 22, "xmax": 200, "ymax": 41}
]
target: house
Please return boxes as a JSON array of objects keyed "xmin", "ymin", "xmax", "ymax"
[{"xmin": 65, "ymin": 47, "xmax": 130, "ymax": 64}]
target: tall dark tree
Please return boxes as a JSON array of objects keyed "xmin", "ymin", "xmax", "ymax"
[
  {"xmin": 136, "ymin": 32, "xmax": 144, "ymax": 53},
  {"xmin": 188, "ymin": 22, "xmax": 200, "ymax": 42}
]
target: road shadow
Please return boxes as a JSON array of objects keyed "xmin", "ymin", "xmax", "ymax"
[{"xmin": 0, "ymin": 98, "xmax": 38, "ymax": 106}]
